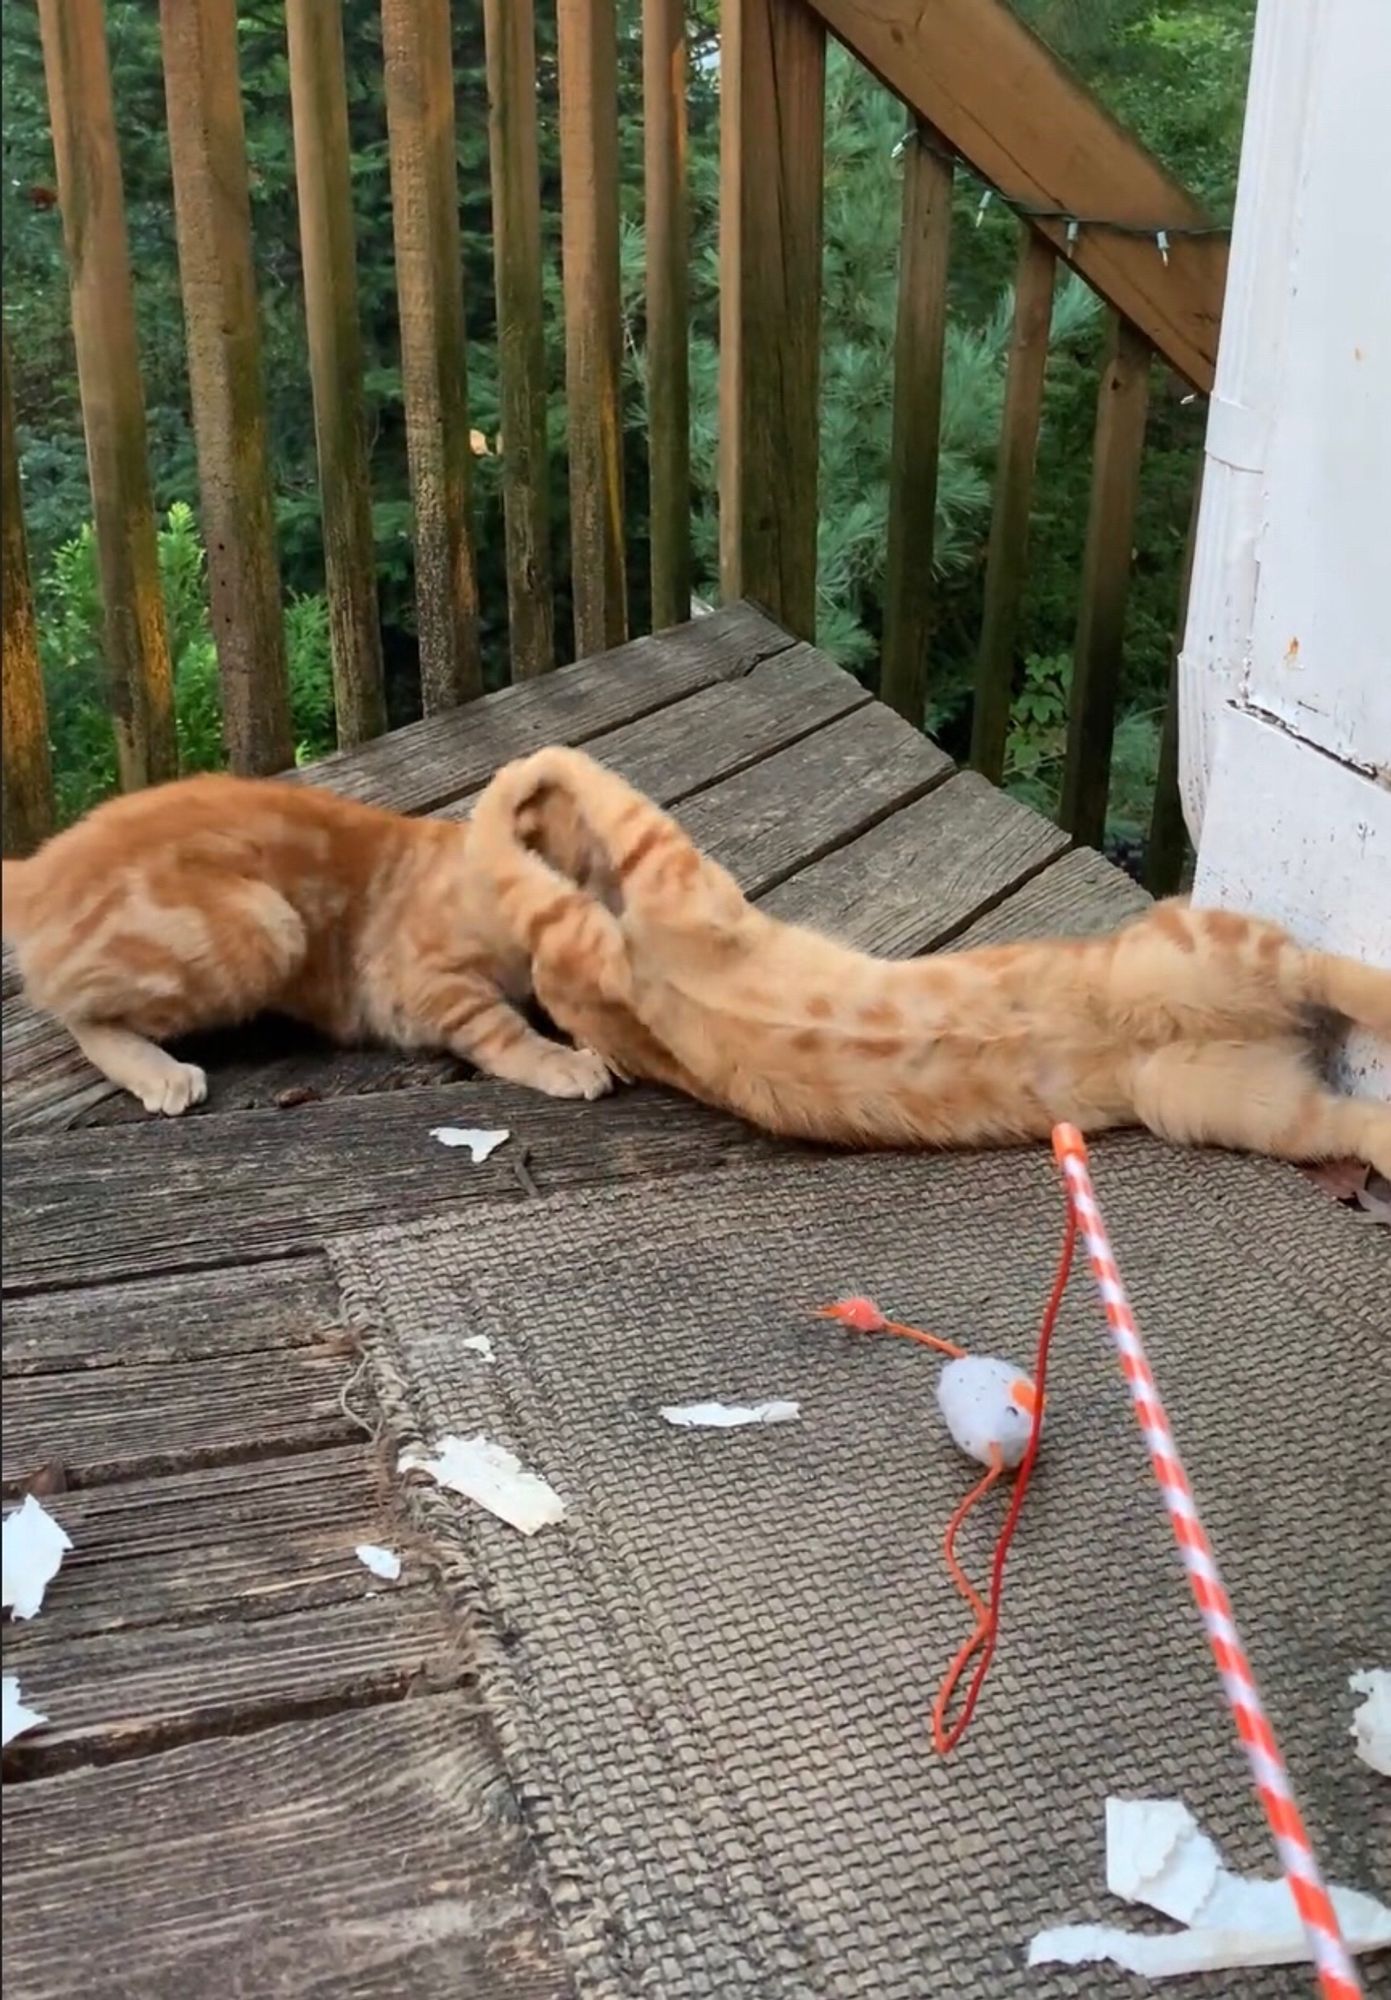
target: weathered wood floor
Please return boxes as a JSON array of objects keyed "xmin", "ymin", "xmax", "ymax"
[{"xmin": 1, "ymin": 604, "xmax": 1148, "ymax": 1996}]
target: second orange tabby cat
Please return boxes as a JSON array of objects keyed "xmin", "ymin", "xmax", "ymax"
[
  {"xmin": 1, "ymin": 772, "xmax": 615, "ymax": 1114},
  {"xmin": 468, "ymin": 744, "xmax": 1391, "ymax": 1174}
]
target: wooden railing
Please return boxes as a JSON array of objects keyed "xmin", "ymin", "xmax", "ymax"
[{"xmin": 1, "ymin": 0, "xmax": 1227, "ymax": 895}]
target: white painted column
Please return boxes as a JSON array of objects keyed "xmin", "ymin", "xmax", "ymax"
[{"xmin": 1180, "ymin": 0, "xmax": 1391, "ymax": 1101}]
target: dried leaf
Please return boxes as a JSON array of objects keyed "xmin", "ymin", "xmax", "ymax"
[
  {"xmin": 1354, "ymin": 1170, "xmax": 1391, "ymax": 1227},
  {"xmin": 21, "ymin": 1460, "xmax": 68, "ymax": 1499},
  {"xmin": 274, "ymin": 1084, "xmax": 322, "ymax": 1109},
  {"xmin": 1300, "ymin": 1158, "xmax": 1369, "ymax": 1202}
]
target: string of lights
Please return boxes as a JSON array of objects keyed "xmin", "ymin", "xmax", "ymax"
[{"xmin": 893, "ymin": 128, "xmax": 1231, "ymax": 264}]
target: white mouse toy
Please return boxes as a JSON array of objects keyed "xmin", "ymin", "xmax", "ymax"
[{"xmin": 936, "ymin": 1354, "xmax": 1042, "ymax": 1470}]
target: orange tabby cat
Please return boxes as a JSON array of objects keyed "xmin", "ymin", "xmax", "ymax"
[
  {"xmin": 1, "ymin": 772, "xmax": 614, "ymax": 1115},
  {"xmin": 467, "ymin": 744, "xmax": 1391, "ymax": 1174}
]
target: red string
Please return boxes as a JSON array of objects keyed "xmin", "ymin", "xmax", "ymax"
[
  {"xmin": 931, "ymin": 1197, "xmax": 1078, "ymax": 1755},
  {"xmin": 816, "ymin": 1201, "xmax": 1080, "ymax": 1754}
]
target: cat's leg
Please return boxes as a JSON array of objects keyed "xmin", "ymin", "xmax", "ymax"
[
  {"xmin": 1290, "ymin": 949, "xmax": 1391, "ymax": 1039},
  {"xmin": 1130, "ymin": 1040, "xmax": 1391, "ymax": 1175},
  {"xmin": 412, "ymin": 968, "xmax": 614, "ymax": 1099},
  {"xmin": 1116, "ymin": 903, "xmax": 1391, "ymax": 1044},
  {"xmin": 68, "ymin": 1021, "xmax": 209, "ymax": 1117},
  {"xmin": 38, "ymin": 877, "xmax": 311, "ymax": 1116}
]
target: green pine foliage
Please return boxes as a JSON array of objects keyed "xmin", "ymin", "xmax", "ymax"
[{"xmin": 2, "ymin": 0, "xmax": 1254, "ymax": 845}]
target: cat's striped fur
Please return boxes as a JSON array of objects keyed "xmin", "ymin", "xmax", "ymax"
[
  {"xmin": 2, "ymin": 772, "xmax": 614, "ymax": 1114},
  {"xmin": 469, "ymin": 744, "xmax": 1391, "ymax": 1172}
]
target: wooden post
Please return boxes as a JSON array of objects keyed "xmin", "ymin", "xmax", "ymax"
[
  {"xmin": 1144, "ymin": 466, "xmax": 1203, "ymax": 896},
  {"xmin": 285, "ymin": 0, "xmax": 387, "ymax": 748},
  {"xmin": 719, "ymin": 0, "xmax": 825, "ymax": 640},
  {"xmin": 971, "ymin": 229, "xmax": 1056, "ymax": 782},
  {"xmin": 880, "ymin": 125, "xmax": 953, "ymax": 727},
  {"xmin": 2, "ymin": 335, "xmax": 55, "ymax": 856},
  {"xmin": 483, "ymin": 0, "xmax": 555, "ymax": 679},
  {"xmin": 381, "ymin": 0, "xmax": 482, "ymax": 709},
  {"xmin": 556, "ymin": 0, "xmax": 628, "ymax": 658},
  {"xmin": 642, "ymin": 0, "xmax": 691, "ymax": 631},
  {"xmin": 159, "ymin": 0, "xmax": 294, "ymax": 775},
  {"xmin": 1059, "ymin": 315, "xmax": 1151, "ymax": 849},
  {"xmin": 37, "ymin": 0, "xmax": 176, "ymax": 793}
]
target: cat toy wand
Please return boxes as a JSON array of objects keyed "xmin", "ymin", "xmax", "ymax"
[{"xmin": 1051, "ymin": 1123, "xmax": 1362, "ymax": 2000}]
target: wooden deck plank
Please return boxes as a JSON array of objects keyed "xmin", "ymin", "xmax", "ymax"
[
  {"xmin": 306, "ymin": 600, "xmax": 795, "ymax": 812},
  {"xmin": 1, "ymin": 1590, "xmax": 456, "ymax": 1773},
  {"xmin": 75, "ymin": 1028, "xmax": 463, "ymax": 1132},
  {"xmin": 434, "ymin": 641, "xmax": 872, "ymax": 820},
  {"xmin": 0, "ymin": 1086, "xmax": 772, "ymax": 1293},
  {"xmin": 1, "ymin": 1694, "xmax": 570, "ymax": 1999},
  {"xmin": 2, "ymin": 649, "xmax": 880, "ymax": 1136},
  {"xmin": 2, "ymin": 1343, "xmax": 357, "ymax": 1491},
  {"xmin": 2, "ymin": 1257, "xmax": 338, "ymax": 1375},
  {"xmin": 759, "ymin": 769, "xmax": 1067, "ymax": 952},
  {"xmin": 681, "ymin": 701, "xmax": 953, "ymax": 897},
  {"xmin": 948, "ymin": 843, "xmax": 1150, "ymax": 948},
  {"xmin": 0, "ymin": 1446, "xmax": 390, "ymax": 1640},
  {"xmin": 1, "ymin": 995, "xmax": 120, "ymax": 1134}
]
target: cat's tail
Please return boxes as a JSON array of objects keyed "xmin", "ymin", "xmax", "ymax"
[
  {"xmin": 498, "ymin": 745, "xmax": 749, "ymax": 935},
  {"xmin": 1291, "ymin": 947, "xmax": 1391, "ymax": 1040},
  {"xmin": 1, "ymin": 858, "xmax": 36, "ymax": 944}
]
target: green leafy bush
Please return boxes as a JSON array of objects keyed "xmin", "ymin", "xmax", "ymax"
[{"xmin": 35, "ymin": 502, "xmax": 335, "ymax": 823}]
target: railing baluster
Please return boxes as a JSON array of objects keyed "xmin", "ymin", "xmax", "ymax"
[
  {"xmin": 796, "ymin": 0, "xmax": 1225, "ymax": 395},
  {"xmin": 642, "ymin": 0, "xmax": 691, "ymax": 632},
  {"xmin": 971, "ymin": 229, "xmax": 1056, "ymax": 782},
  {"xmin": 719, "ymin": 0, "xmax": 826, "ymax": 641},
  {"xmin": 159, "ymin": 0, "xmax": 293, "ymax": 775},
  {"xmin": 1060, "ymin": 313, "xmax": 1151, "ymax": 849},
  {"xmin": 557, "ymin": 0, "xmax": 628, "ymax": 657},
  {"xmin": 286, "ymin": 0, "xmax": 387, "ymax": 747},
  {"xmin": 2, "ymin": 334, "xmax": 55, "ymax": 856},
  {"xmin": 483, "ymin": 0, "xmax": 555, "ymax": 679},
  {"xmin": 37, "ymin": 0, "xmax": 176, "ymax": 792},
  {"xmin": 1144, "ymin": 466, "xmax": 1203, "ymax": 896},
  {"xmin": 880, "ymin": 123, "xmax": 953, "ymax": 726},
  {"xmin": 381, "ymin": 0, "xmax": 482, "ymax": 709}
]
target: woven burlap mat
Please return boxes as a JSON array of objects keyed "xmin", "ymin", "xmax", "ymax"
[{"xmin": 331, "ymin": 1137, "xmax": 1389, "ymax": 1999}]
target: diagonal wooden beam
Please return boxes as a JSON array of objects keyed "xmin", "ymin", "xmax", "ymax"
[{"xmin": 803, "ymin": 0, "xmax": 1227, "ymax": 389}]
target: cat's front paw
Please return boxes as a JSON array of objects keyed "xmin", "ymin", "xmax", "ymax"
[
  {"xmin": 536, "ymin": 1045, "xmax": 614, "ymax": 1100},
  {"xmin": 140, "ymin": 1060, "xmax": 208, "ymax": 1117}
]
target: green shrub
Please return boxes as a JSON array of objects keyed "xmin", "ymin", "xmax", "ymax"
[{"xmin": 34, "ymin": 502, "xmax": 336, "ymax": 823}]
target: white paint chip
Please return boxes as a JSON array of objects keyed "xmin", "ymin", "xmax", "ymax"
[
  {"xmin": 1029, "ymin": 1797, "xmax": 1391, "ymax": 1978},
  {"xmin": 2, "ymin": 1495, "xmax": 73, "ymax": 1621},
  {"xmin": 429, "ymin": 1126, "xmax": 510, "ymax": 1163},
  {"xmin": 1350, "ymin": 1669, "xmax": 1391, "ymax": 1777},
  {"xmin": 461, "ymin": 1334, "xmax": 496, "ymax": 1362},
  {"xmin": 660, "ymin": 1400, "xmax": 801, "ymax": 1429},
  {"xmin": 399, "ymin": 1434, "xmax": 565, "ymax": 1537},
  {"xmin": 354, "ymin": 1543, "xmax": 402, "ymax": 1583},
  {"xmin": 1, "ymin": 1674, "xmax": 47, "ymax": 1748}
]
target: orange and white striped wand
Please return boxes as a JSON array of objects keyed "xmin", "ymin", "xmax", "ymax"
[{"xmin": 1050, "ymin": 1124, "xmax": 1362, "ymax": 2000}]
